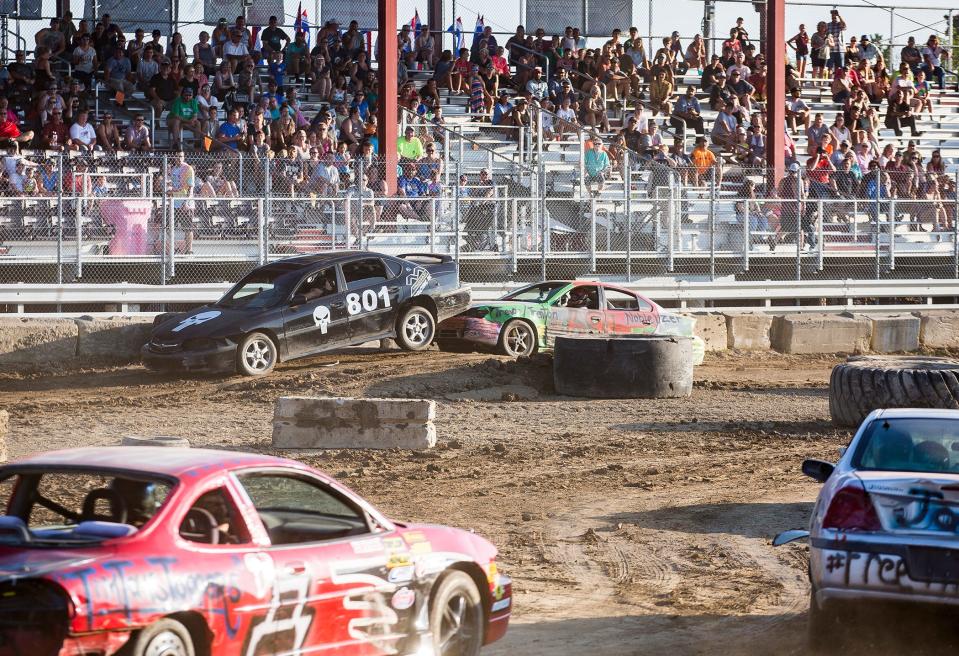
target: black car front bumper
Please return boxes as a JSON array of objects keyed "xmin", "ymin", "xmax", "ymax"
[{"xmin": 141, "ymin": 341, "xmax": 237, "ymax": 373}]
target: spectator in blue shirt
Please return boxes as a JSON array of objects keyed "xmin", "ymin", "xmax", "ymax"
[
  {"xmin": 584, "ymin": 138, "xmax": 611, "ymax": 193},
  {"xmin": 217, "ymin": 108, "xmax": 243, "ymax": 151},
  {"xmin": 671, "ymin": 85, "xmax": 705, "ymax": 136},
  {"xmin": 492, "ymin": 90, "xmax": 513, "ymax": 126}
]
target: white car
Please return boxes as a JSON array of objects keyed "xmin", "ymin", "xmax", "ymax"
[{"xmin": 778, "ymin": 408, "xmax": 959, "ymax": 649}]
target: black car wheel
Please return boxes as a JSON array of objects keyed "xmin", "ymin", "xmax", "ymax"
[
  {"xmin": 126, "ymin": 618, "xmax": 195, "ymax": 656},
  {"xmin": 430, "ymin": 571, "xmax": 484, "ymax": 656},
  {"xmin": 237, "ymin": 332, "xmax": 277, "ymax": 376},
  {"xmin": 396, "ymin": 306, "xmax": 435, "ymax": 351},
  {"xmin": 499, "ymin": 320, "xmax": 537, "ymax": 358}
]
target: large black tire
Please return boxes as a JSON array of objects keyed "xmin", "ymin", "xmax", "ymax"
[
  {"xmin": 498, "ymin": 320, "xmax": 537, "ymax": 358},
  {"xmin": 124, "ymin": 618, "xmax": 195, "ymax": 656},
  {"xmin": 829, "ymin": 356, "xmax": 959, "ymax": 427},
  {"xmin": 236, "ymin": 332, "xmax": 277, "ymax": 376},
  {"xmin": 553, "ymin": 335, "xmax": 694, "ymax": 398},
  {"xmin": 429, "ymin": 571, "xmax": 484, "ymax": 656},
  {"xmin": 396, "ymin": 306, "xmax": 436, "ymax": 351}
]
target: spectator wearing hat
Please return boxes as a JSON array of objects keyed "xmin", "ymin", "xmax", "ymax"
[
  {"xmin": 858, "ymin": 34, "xmax": 881, "ymax": 67},
  {"xmin": 584, "ymin": 138, "xmax": 610, "ymax": 194},
  {"xmin": 701, "ymin": 55, "xmax": 725, "ymax": 94},
  {"xmin": 710, "ymin": 102, "xmax": 738, "ymax": 151},
  {"xmin": 671, "ymin": 85, "xmax": 705, "ymax": 137},
  {"xmin": 125, "ymin": 114, "xmax": 152, "ymax": 152},
  {"xmin": 492, "ymin": 90, "xmax": 513, "ymax": 127},
  {"xmin": 900, "ymin": 36, "xmax": 923, "ymax": 76},
  {"xmin": 708, "ymin": 71, "xmax": 732, "ymax": 111},
  {"xmin": 397, "ymin": 126, "xmax": 425, "ymax": 161},
  {"xmin": 260, "ymin": 15, "xmax": 290, "ymax": 60},
  {"xmin": 168, "ymin": 86, "xmax": 202, "ymax": 150}
]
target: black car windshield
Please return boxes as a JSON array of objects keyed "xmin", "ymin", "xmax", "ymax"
[
  {"xmin": 218, "ymin": 266, "xmax": 300, "ymax": 309},
  {"xmin": 853, "ymin": 417, "xmax": 959, "ymax": 475},
  {"xmin": 502, "ymin": 282, "xmax": 569, "ymax": 303},
  {"xmin": 0, "ymin": 470, "xmax": 172, "ymax": 546}
]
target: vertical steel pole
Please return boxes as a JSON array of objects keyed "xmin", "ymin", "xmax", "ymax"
[
  {"xmin": 889, "ymin": 199, "xmax": 896, "ymax": 271},
  {"xmin": 709, "ymin": 167, "xmax": 716, "ymax": 280},
  {"xmin": 378, "ymin": 0, "xmax": 399, "ymax": 192},
  {"xmin": 454, "ymin": 161, "xmax": 461, "ymax": 266},
  {"xmin": 257, "ymin": 199, "xmax": 265, "ymax": 265},
  {"xmin": 264, "ymin": 157, "xmax": 272, "ymax": 255},
  {"xmin": 161, "ymin": 156, "xmax": 167, "ymax": 285},
  {"xmin": 875, "ymin": 168, "xmax": 881, "ymax": 280},
  {"xmin": 765, "ymin": 0, "xmax": 785, "ymax": 187},
  {"xmin": 540, "ymin": 164, "xmax": 547, "ymax": 281},
  {"xmin": 742, "ymin": 194, "xmax": 749, "ymax": 272},
  {"xmin": 578, "ymin": 133, "xmax": 585, "ymax": 198},
  {"xmin": 56, "ymin": 153, "xmax": 63, "ymax": 285},
  {"xmin": 511, "ymin": 197, "xmax": 518, "ymax": 273},
  {"xmin": 238, "ymin": 152, "xmax": 244, "ymax": 194},
  {"xmin": 647, "ymin": 0, "xmax": 653, "ymax": 59},
  {"xmin": 889, "ymin": 10, "xmax": 895, "ymax": 70},
  {"xmin": 358, "ymin": 163, "xmax": 366, "ymax": 250},
  {"xmin": 954, "ymin": 171, "xmax": 959, "ymax": 279},
  {"xmin": 667, "ymin": 188, "xmax": 675, "ymax": 272},
  {"xmin": 817, "ymin": 200, "xmax": 824, "ymax": 271},
  {"xmin": 625, "ymin": 155, "xmax": 632, "ymax": 281},
  {"xmin": 76, "ymin": 172, "xmax": 84, "ymax": 279},
  {"xmin": 795, "ymin": 170, "xmax": 802, "ymax": 281},
  {"xmin": 590, "ymin": 197, "xmax": 596, "ymax": 272}
]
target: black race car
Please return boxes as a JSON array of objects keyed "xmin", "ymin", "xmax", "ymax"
[{"xmin": 142, "ymin": 251, "xmax": 470, "ymax": 376}]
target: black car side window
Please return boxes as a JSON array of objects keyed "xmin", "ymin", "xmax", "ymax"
[
  {"xmin": 296, "ymin": 268, "xmax": 338, "ymax": 302},
  {"xmin": 342, "ymin": 258, "xmax": 389, "ymax": 290}
]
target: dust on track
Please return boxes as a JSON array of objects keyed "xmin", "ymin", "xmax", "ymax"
[{"xmin": 1, "ymin": 349, "xmax": 953, "ymax": 654}]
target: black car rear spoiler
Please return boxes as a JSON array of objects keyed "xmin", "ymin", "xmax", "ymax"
[{"xmin": 397, "ymin": 253, "xmax": 454, "ymax": 264}]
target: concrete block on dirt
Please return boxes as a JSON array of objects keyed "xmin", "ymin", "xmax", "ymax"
[
  {"xmin": 0, "ymin": 410, "xmax": 7, "ymax": 462},
  {"xmin": 724, "ymin": 313, "xmax": 772, "ymax": 350},
  {"xmin": 771, "ymin": 313, "xmax": 871, "ymax": 354},
  {"xmin": 867, "ymin": 314, "xmax": 920, "ymax": 353},
  {"xmin": 76, "ymin": 316, "xmax": 153, "ymax": 362},
  {"xmin": 0, "ymin": 318, "xmax": 78, "ymax": 365},
  {"xmin": 916, "ymin": 311, "xmax": 959, "ymax": 349},
  {"xmin": 272, "ymin": 396, "xmax": 436, "ymax": 449},
  {"xmin": 679, "ymin": 312, "xmax": 727, "ymax": 352}
]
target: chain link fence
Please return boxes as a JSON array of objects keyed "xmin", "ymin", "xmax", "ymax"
[{"xmin": 0, "ymin": 147, "xmax": 957, "ymax": 288}]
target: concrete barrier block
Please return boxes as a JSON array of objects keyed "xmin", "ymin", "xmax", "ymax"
[
  {"xmin": 76, "ymin": 317, "xmax": 153, "ymax": 362},
  {"xmin": 917, "ymin": 311, "xmax": 959, "ymax": 349},
  {"xmin": 868, "ymin": 314, "xmax": 920, "ymax": 353},
  {"xmin": 771, "ymin": 313, "xmax": 871, "ymax": 354},
  {"xmin": 724, "ymin": 313, "xmax": 772, "ymax": 350},
  {"xmin": 0, "ymin": 318, "xmax": 78, "ymax": 365},
  {"xmin": 0, "ymin": 410, "xmax": 7, "ymax": 462},
  {"xmin": 679, "ymin": 312, "xmax": 727, "ymax": 352},
  {"xmin": 273, "ymin": 397, "xmax": 436, "ymax": 449}
]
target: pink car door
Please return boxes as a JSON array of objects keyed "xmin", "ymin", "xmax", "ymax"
[{"xmin": 602, "ymin": 287, "xmax": 660, "ymax": 336}]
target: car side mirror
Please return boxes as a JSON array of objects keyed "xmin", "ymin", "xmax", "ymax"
[
  {"xmin": 290, "ymin": 293, "xmax": 307, "ymax": 307},
  {"xmin": 801, "ymin": 458, "xmax": 835, "ymax": 483}
]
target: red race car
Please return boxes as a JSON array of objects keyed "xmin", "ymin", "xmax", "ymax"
[{"xmin": 0, "ymin": 447, "xmax": 511, "ymax": 656}]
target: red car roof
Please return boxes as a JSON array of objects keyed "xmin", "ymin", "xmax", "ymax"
[{"xmin": 6, "ymin": 447, "xmax": 304, "ymax": 480}]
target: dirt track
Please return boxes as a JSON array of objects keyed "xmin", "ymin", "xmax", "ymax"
[{"xmin": 3, "ymin": 349, "xmax": 957, "ymax": 654}]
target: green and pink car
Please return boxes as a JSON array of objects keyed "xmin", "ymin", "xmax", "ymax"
[{"xmin": 436, "ymin": 280, "xmax": 705, "ymax": 363}]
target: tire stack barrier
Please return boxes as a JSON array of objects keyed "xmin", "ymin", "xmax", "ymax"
[
  {"xmin": 829, "ymin": 356, "xmax": 959, "ymax": 427},
  {"xmin": 553, "ymin": 336, "xmax": 694, "ymax": 399}
]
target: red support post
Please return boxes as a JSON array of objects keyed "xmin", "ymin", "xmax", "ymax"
[
  {"xmin": 377, "ymin": 0, "xmax": 399, "ymax": 193},
  {"xmin": 765, "ymin": 0, "xmax": 785, "ymax": 183}
]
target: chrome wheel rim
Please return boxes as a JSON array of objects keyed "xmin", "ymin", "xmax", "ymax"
[
  {"xmin": 145, "ymin": 630, "xmax": 188, "ymax": 656},
  {"xmin": 244, "ymin": 338, "xmax": 274, "ymax": 371},
  {"xmin": 404, "ymin": 312, "xmax": 432, "ymax": 346},
  {"xmin": 506, "ymin": 324, "xmax": 533, "ymax": 356},
  {"xmin": 438, "ymin": 593, "xmax": 480, "ymax": 656}
]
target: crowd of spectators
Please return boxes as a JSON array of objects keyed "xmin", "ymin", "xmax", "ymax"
[{"xmin": 0, "ymin": 9, "xmax": 956, "ymax": 248}]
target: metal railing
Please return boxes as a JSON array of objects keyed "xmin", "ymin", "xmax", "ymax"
[{"xmin": 0, "ymin": 153, "xmax": 958, "ymax": 288}]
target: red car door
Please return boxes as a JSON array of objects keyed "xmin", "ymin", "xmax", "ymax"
[
  {"xmin": 234, "ymin": 470, "xmax": 411, "ymax": 655},
  {"xmin": 602, "ymin": 286, "xmax": 660, "ymax": 336}
]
